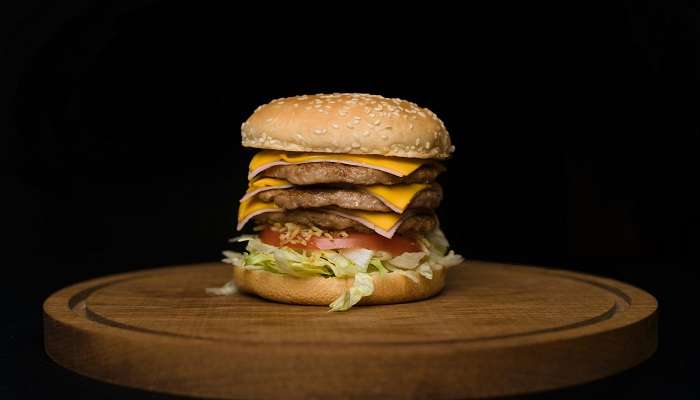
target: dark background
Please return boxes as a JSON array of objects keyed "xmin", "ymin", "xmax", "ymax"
[{"xmin": 2, "ymin": 1, "xmax": 697, "ymax": 399}]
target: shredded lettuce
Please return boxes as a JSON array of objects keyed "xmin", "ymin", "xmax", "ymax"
[
  {"xmin": 329, "ymin": 272, "xmax": 374, "ymax": 311},
  {"xmin": 206, "ymin": 280, "xmax": 238, "ymax": 296},
  {"xmin": 339, "ymin": 248, "xmax": 374, "ymax": 272},
  {"xmin": 417, "ymin": 262, "xmax": 433, "ymax": 279},
  {"xmin": 222, "ymin": 251, "xmax": 244, "ymax": 267},
  {"xmin": 387, "ymin": 251, "xmax": 427, "ymax": 269},
  {"xmin": 435, "ymin": 250, "xmax": 464, "ymax": 268},
  {"xmin": 220, "ymin": 228, "xmax": 464, "ymax": 311},
  {"xmin": 384, "ymin": 263, "xmax": 420, "ymax": 283},
  {"xmin": 369, "ymin": 258, "xmax": 388, "ymax": 275}
]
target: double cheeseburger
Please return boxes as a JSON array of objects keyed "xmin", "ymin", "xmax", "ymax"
[{"xmin": 222, "ymin": 93, "xmax": 462, "ymax": 311}]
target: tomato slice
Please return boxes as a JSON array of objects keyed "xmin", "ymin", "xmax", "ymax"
[{"xmin": 259, "ymin": 227, "xmax": 420, "ymax": 255}]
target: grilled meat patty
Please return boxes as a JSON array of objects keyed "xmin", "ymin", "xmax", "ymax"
[
  {"xmin": 260, "ymin": 162, "xmax": 444, "ymax": 186},
  {"xmin": 253, "ymin": 210, "xmax": 437, "ymax": 234},
  {"xmin": 256, "ymin": 183, "xmax": 442, "ymax": 212}
]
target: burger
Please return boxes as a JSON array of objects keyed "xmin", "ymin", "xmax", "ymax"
[{"xmin": 221, "ymin": 93, "xmax": 463, "ymax": 311}]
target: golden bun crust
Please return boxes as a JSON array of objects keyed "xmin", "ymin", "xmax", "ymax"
[
  {"xmin": 241, "ymin": 93, "xmax": 454, "ymax": 159},
  {"xmin": 233, "ymin": 266, "xmax": 446, "ymax": 306}
]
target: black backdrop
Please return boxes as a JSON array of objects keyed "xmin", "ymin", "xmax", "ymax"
[{"xmin": 3, "ymin": 1, "xmax": 698, "ymax": 399}]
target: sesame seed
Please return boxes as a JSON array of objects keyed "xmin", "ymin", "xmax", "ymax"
[
  {"xmin": 362, "ymin": 131, "xmax": 370, "ymax": 136},
  {"xmin": 347, "ymin": 123, "xmax": 354, "ymax": 129},
  {"xmin": 409, "ymin": 124, "xmax": 414, "ymax": 130},
  {"xmin": 314, "ymin": 128, "xmax": 327, "ymax": 135},
  {"xmin": 425, "ymin": 142, "xmax": 431, "ymax": 149},
  {"xmin": 373, "ymin": 120, "xmax": 381, "ymax": 125}
]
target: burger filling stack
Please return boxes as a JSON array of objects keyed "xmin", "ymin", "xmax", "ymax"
[{"xmin": 223, "ymin": 93, "xmax": 463, "ymax": 311}]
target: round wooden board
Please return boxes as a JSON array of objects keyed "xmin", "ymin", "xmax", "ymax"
[{"xmin": 44, "ymin": 261, "xmax": 657, "ymax": 399}]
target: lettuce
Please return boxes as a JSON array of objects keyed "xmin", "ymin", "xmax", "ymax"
[
  {"xmin": 220, "ymin": 229, "xmax": 464, "ymax": 311},
  {"xmin": 383, "ymin": 263, "xmax": 420, "ymax": 283},
  {"xmin": 206, "ymin": 280, "xmax": 238, "ymax": 296},
  {"xmin": 329, "ymin": 272, "xmax": 374, "ymax": 311},
  {"xmin": 222, "ymin": 251, "xmax": 244, "ymax": 267},
  {"xmin": 435, "ymin": 250, "xmax": 464, "ymax": 268},
  {"xmin": 387, "ymin": 251, "xmax": 427, "ymax": 269},
  {"xmin": 418, "ymin": 228, "xmax": 464, "ymax": 268},
  {"xmin": 417, "ymin": 262, "xmax": 433, "ymax": 279},
  {"xmin": 319, "ymin": 250, "xmax": 357, "ymax": 277},
  {"xmin": 369, "ymin": 258, "xmax": 388, "ymax": 275},
  {"xmin": 339, "ymin": 248, "xmax": 374, "ymax": 272}
]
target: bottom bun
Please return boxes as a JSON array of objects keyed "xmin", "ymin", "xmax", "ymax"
[{"xmin": 233, "ymin": 267, "xmax": 446, "ymax": 306}]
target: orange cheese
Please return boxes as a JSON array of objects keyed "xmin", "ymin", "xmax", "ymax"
[
  {"xmin": 334, "ymin": 209, "xmax": 402, "ymax": 232},
  {"xmin": 362, "ymin": 183, "xmax": 428, "ymax": 213},
  {"xmin": 237, "ymin": 197, "xmax": 281, "ymax": 230},
  {"xmin": 248, "ymin": 150, "xmax": 429, "ymax": 179}
]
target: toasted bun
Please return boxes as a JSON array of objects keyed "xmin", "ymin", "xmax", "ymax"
[
  {"xmin": 241, "ymin": 93, "xmax": 454, "ymax": 159},
  {"xmin": 233, "ymin": 266, "xmax": 446, "ymax": 306}
]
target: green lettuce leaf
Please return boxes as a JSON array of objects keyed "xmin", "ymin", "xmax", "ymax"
[
  {"xmin": 221, "ymin": 229, "xmax": 464, "ymax": 311},
  {"xmin": 387, "ymin": 251, "xmax": 427, "ymax": 269},
  {"xmin": 329, "ymin": 272, "xmax": 374, "ymax": 311}
]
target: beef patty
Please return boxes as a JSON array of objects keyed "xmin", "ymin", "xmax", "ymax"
[
  {"xmin": 260, "ymin": 162, "xmax": 444, "ymax": 185},
  {"xmin": 253, "ymin": 210, "xmax": 437, "ymax": 234},
  {"xmin": 257, "ymin": 183, "xmax": 442, "ymax": 212}
]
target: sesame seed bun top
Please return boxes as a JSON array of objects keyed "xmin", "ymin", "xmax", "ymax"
[{"xmin": 241, "ymin": 93, "xmax": 454, "ymax": 159}]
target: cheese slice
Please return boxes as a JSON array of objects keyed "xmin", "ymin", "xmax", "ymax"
[
  {"xmin": 248, "ymin": 150, "xmax": 429, "ymax": 180},
  {"xmin": 330, "ymin": 209, "xmax": 400, "ymax": 231},
  {"xmin": 237, "ymin": 198, "xmax": 281, "ymax": 230},
  {"xmin": 239, "ymin": 178, "xmax": 293, "ymax": 202},
  {"xmin": 362, "ymin": 183, "xmax": 429, "ymax": 213},
  {"xmin": 249, "ymin": 177, "xmax": 290, "ymax": 189},
  {"xmin": 237, "ymin": 196, "xmax": 413, "ymax": 238},
  {"xmin": 240, "ymin": 178, "xmax": 428, "ymax": 214}
]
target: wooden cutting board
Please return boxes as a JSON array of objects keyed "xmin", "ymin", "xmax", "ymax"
[{"xmin": 44, "ymin": 261, "xmax": 657, "ymax": 399}]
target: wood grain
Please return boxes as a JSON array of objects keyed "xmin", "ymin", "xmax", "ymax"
[{"xmin": 44, "ymin": 261, "xmax": 657, "ymax": 399}]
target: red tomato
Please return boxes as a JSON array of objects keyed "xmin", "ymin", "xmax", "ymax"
[{"xmin": 259, "ymin": 228, "xmax": 420, "ymax": 255}]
